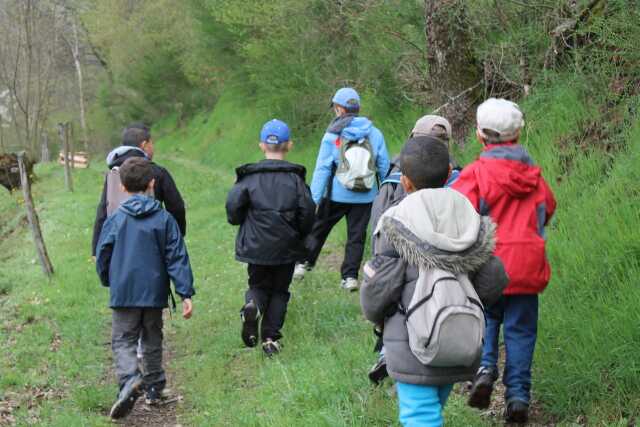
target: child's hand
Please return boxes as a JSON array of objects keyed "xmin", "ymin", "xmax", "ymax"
[{"xmin": 182, "ymin": 298, "xmax": 193, "ymax": 319}]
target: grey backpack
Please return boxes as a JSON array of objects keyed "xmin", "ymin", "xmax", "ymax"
[
  {"xmin": 404, "ymin": 268, "xmax": 484, "ymax": 367},
  {"xmin": 105, "ymin": 167, "xmax": 155, "ymax": 215},
  {"xmin": 105, "ymin": 167, "xmax": 129, "ymax": 216},
  {"xmin": 335, "ymin": 137, "xmax": 376, "ymax": 192}
]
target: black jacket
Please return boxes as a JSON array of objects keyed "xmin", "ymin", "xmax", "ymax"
[
  {"xmin": 91, "ymin": 147, "xmax": 186, "ymax": 256},
  {"xmin": 226, "ymin": 159, "xmax": 316, "ymax": 265}
]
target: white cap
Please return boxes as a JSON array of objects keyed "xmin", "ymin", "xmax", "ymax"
[{"xmin": 477, "ymin": 98, "xmax": 524, "ymax": 143}]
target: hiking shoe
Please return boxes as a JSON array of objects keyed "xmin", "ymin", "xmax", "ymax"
[
  {"xmin": 262, "ymin": 339, "xmax": 281, "ymax": 357},
  {"xmin": 341, "ymin": 277, "xmax": 359, "ymax": 292},
  {"xmin": 468, "ymin": 366, "xmax": 498, "ymax": 409},
  {"xmin": 368, "ymin": 357, "xmax": 389, "ymax": 385},
  {"xmin": 293, "ymin": 262, "xmax": 310, "ymax": 280},
  {"xmin": 109, "ymin": 375, "xmax": 143, "ymax": 419},
  {"xmin": 145, "ymin": 386, "xmax": 162, "ymax": 406},
  {"xmin": 240, "ymin": 300, "xmax": 260, "ymax": 347},
  {"xmin": 505, "ymin": 400, "xmax": 529, "ymax": 423}
]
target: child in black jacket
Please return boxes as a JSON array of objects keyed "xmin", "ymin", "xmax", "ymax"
[{"xmin": 226, "ymin": 119, "xmax": 315, "ymax": 356}]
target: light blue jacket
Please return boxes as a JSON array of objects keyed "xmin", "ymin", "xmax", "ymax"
[{"xmin": 310, "ymin": 116, "xmax": 390, "ymax": 204}]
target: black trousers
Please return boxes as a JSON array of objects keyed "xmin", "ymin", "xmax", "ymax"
[
  {"xmin": 305, "ymin": 199, "xmax": 372, "ymax": 279},
  {"xmin": 246, "ymin": 263, "xmax": 295, "ymax": 341}
]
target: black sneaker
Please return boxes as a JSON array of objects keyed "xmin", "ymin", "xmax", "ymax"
[
  {"xmin": 262, "ymin": 339, "xmax": 281, "ymax": 357},
  {"xmin": 505, "ymin": 400, "xmax": 529, "ymax": 423},
  {"xmin": 468, "ymin": 367, "xmax": 498, "ymax": 409},
  {"xmin": 240, "ymin": 300, "xmax": 260, "ymax": 347},
  {"xmin": 368, "ymin": 357, "xmax": 388, "ymax": 385},
  {"xmin": 109, "ymin": 375, "xmax": 143, "ymax": 419},
  {"xmin": 145, "ymin": 386, "xmax": 162, "ymax": 406}
]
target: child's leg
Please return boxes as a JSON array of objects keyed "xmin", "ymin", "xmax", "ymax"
[
  {"xmin": 342, "ymin": 202, "xmax": 372, "ymax": 280},
  {"xmin": 480, "ymin": 296, "xmax": 505, "ymax": 371},
  {"xmin": 502, "ymin": 294, "xmax": 538, "ymax": 405},
  {"xmin": 246, "ymin": 264, "xmax": 270, "ymax": 312},
  {"xmin": 396, "ymin": 382, "xmax": 450, "ymax": 427},
  {"xmin": 437, "ymin": 384, "xmax": 454, "ymax": 407},
  {"xmin": 304, "ymin": 200, "xmax": 348, "ymax": 268},
  {"xmin": 141, "ymin": 308, "xmax": 166, "ymax": 392},
  {"xmin": 112, "ymin": 308, "xmax": 143, "ymax": 389},
  {"xmin": 259, "ymin": 263, "xmax": 294, "ymax": 341}
]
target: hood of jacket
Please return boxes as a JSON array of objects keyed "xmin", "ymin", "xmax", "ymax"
[
  {"xmin": 479, "ymin": 144, "xmax": 541, "ymax": 198},
  {"xmin": 106, "ymin": 146, "xmax": 148, "ymax": 168},
  {"xmin": 340, "ymin": 116, "xmax": 373, "ymax": 141},
  {"xmin": 119, "ymin": 194, "xmax": 161, "ymax": 218},
  {"xmin": 235, "ymin": 159, "xmax": 306, "ymax": 182},
  {"xmin": 377, "ymin": 188, "xmax": 496, "ymax": 274}
]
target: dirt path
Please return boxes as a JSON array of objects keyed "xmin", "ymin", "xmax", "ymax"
[
  {"xmin": 455, "ymin": 346, "xmax": 557, "ymax": 426},
  {"xmin": 104, "ymin": 314, "xmax": 184, "ymax": 427}
]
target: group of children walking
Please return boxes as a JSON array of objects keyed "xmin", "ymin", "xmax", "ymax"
[{"xmin": 93, "ymin": 88, "xmax": 556, "ymax": 426}]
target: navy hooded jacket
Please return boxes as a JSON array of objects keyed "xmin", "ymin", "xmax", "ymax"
[{"xmin": 96, "ymin": 195, "xmax": 195, "ymax": 308}]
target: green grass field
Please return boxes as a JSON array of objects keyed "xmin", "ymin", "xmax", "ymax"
[{"xmin": 1, "ymin": 77, "xmax": 639, "ymax": 426}]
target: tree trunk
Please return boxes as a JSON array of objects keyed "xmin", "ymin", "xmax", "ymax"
[
  {"xmin": 41, "ymin": 132, "xmax": 49, "ymax": 162},
  {"xmin": 69, "ymin": 122, "xmax": 75, "ymax": 169},
  {"xmin": 59, "ymin": 123, "xmax": 73, "ymax": 191},
  {"xmin": 425, "ymin": 0, "xmax": 482, "ymax": 143},
  {"xmin": 71, "ymin": 18, "xmax": 89, "ymax": 152},
  {"xmin": 0, "ymin": 119, "xmax": 5, "ymax": 153},
  {"xmin": 17, "ymin": 151, "xmax": 54, "ymax": 278}
]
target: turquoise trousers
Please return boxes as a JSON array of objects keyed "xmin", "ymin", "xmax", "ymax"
[{"xmin": 396, "ymin": 382, "xmax": 453, "ymax": 427}]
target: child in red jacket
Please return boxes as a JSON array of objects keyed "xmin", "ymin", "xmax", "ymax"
[{"xmin": 452, "ymin": 98, "xmax": 556, "ymax": 423}]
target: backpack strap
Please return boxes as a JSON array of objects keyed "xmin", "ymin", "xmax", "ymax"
[
  {"xmin": 404, "ymin": 276, "xmax": 457, "ymax": 320},
  {"xmin": 382, "ymin": 172, "xmax": 402, "ymax": 186}
]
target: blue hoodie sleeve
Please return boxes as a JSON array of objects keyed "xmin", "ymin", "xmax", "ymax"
[
  {"xmin": 309, "ymin": 134, "xmax": 337, "ymax": 205},
  {"xmin": 372, "ymin": 128, "xmax": 390, "ymax": 183},
  {"xmin": 95, "ymin": 216, "xmax": 115, "ymax": 287},
  {"xmin": 164, "ymin": 216, "xmax": 195, "ymax": 300}
]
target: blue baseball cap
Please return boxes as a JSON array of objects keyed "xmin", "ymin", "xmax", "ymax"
[
  {"xmin": 331, "ymin": 87, "xmax": 360, "ymax": 110},
  {"xmin": 260, "ymin": 119, "xmax": 290, "ymax": 144}
]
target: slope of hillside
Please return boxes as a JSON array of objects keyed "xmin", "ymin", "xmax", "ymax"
[{"xmin": 1, "ymin": 74, "xmax": 638, "ymax": 425}]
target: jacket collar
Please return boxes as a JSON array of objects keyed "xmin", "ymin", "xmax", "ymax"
[
  {"xmin": 235, "ymin": 159, "xmax": 306, "ymax": 181},
  {"xmin": 480, "ymin": 144, "xmax": 534, "ymax": 165}
]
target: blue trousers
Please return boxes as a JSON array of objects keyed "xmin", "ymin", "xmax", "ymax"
[
  {"xmin": 396, "ymin": 382, "xmax": 453, "ymax": 427},
  {"xmin": 481, "ymin": 295, "xmax": 539, "ymax": 404}
]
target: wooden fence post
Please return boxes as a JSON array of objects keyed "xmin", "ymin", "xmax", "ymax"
[
  {"xmin": 59, "ymin": 122, "xmax": 73, "ymax": 192},
  {"xmin": 69, "ymin": 122, "xmax": 75, "ymax": 169},
  {"xmin": 17, "ymin": 152, "xmax": 54, "ymax": 278}
]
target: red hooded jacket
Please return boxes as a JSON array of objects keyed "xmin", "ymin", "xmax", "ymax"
[{"xmin": 452, "ymin": 144, "xmax": 556, "ymax": 295}]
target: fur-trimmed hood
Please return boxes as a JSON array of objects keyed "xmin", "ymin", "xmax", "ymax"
[{"xmin": 376, "ymin": 188, "xmax": 496, "ymax": 274}]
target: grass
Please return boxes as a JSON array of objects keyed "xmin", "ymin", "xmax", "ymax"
[{"xmin": 1, "ymin": 79, "xmax": 639, "ymax": 425}]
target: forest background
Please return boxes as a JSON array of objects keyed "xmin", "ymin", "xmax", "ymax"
[{"xmin": 1, "ymin": 0, "xmax": 639, "ymax": 425}]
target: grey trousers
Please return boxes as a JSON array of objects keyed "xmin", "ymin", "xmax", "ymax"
[{"xmin": 112, "ymin": 308, "xmax": 166, "ymax": 390}]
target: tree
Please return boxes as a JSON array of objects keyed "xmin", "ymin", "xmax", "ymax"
[
  {"xmin": 424, "ymin": 0, "xmax": 482, "ymax": 142},
  {"xmin": 0, "ymin": 0, "xmax": 60, "ymax": 154}
]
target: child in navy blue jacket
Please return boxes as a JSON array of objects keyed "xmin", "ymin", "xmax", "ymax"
[{"xmin": 96, "ymin": 157, "xmax": 195, "ymax": 419}]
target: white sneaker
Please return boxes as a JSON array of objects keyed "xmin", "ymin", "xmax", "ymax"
[
  {"xmin": 293, "ymin": 262, "xmax": 309, "ymax": 280},
  {"xmin": 340, "ymin": 277, "xmax": 359, "ymax": 292}
]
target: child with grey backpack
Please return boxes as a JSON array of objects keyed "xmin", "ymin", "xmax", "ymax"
[{"xmin": 360, "ymin": 136, "xmax": 507, "ymax": 426}]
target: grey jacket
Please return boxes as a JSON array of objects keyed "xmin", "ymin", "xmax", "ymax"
[{"xmin": 361, "ymin": 188, "xmax": 506, "ymax": 386}]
